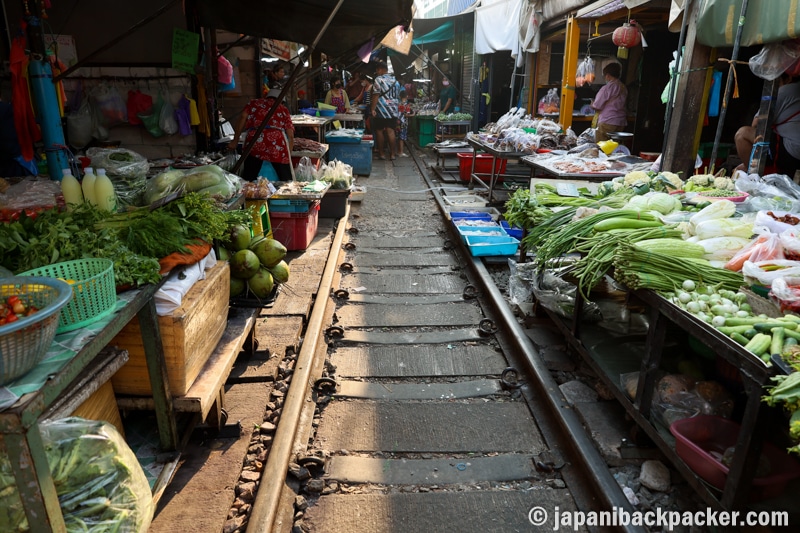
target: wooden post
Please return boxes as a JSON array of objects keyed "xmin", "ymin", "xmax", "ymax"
[
  {"xmin": 662, "ymin": 3, "xmax": 714, "ymax": 176},
  {"xmin": 559, "ymin": 16, "xmax": 579, "ymax": 130}
]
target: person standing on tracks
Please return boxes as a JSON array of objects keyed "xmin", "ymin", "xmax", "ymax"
[{"xmin": 370, "ymin": 61, "xmax": 401, "ymax": 161}]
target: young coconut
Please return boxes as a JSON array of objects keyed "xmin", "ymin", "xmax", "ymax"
[
  {"xmin": 268, "ymin": 260, "xmax": 290, "ymax": 284},
  {"xmin": 248, "ymin": 267, "xmax": 275, "ymax": 298},
  {"xmin": 230, "ymin": 249, "xmax": 260, "ymax": 279},
  {"xmin": 251, "ymin": 237, "xmax": 287, "ymax": 268}
]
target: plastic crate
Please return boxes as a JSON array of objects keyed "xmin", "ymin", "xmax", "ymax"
[
  {"xmin": 419, "ymin": 132, "xmax": 436, "ymax": 148},
  {"xmin": 670, "ymin": 415, "xmax": 800, "ymax": 501},
  {"xmin": 269, "ymin": 203, "xmax": 320, "ymax": 251},
  {"xmin": 456, "ymin": 224, "xmax": 506, "ymax": 244},
  {"xmin": 328, "ymin": 141, "xmax": 373, "ymax": 176},
  {"xmin": 268, "ymin": 198, "xmax": 313, "ymax": 212},
  {"xmin": 319, "ymin": 188, "xmax": 349, "ymax": 218},
  {"xmin": 457, "ymin": 153, "xmax": 509, "ymax": 182},
  {"xmin": 447, "ymin": 206, "xmax": 502, "ymax": 221},
  {"xmin": 245, "ymin": 199, "xmax": 273, "ymax": 238},
  {"xmin": 464, "ymin": 234, "xmax": 520, "ymax": 257},
  {"xmin": 500, "ymin": 220, "xmax": 524, "ymax": 239}
]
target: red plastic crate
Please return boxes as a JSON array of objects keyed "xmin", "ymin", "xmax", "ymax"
[
  {"xmin": 670, "ymin": 415, "xmax": 800, "ymax": 501},
  {"xmin": 457, "ymin": 153, "xmax": 508, "ymax": 182},
  {"xmin": 269, "ymin": 203, "xmax": 319, "ymax": 251}
]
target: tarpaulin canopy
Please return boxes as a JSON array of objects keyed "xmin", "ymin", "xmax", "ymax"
[
  {"xmin": 448, "ymin": 0, "xmax": 480, "ymax": 15},
  {"xmin": 696, "ymin": 0, "xmax": 800, "ymax": 47},
  {"xmin": 195, "ymin": 0, "xmax": 414, "ymax": 58},
  {"xmin": 412, "ymin": 21, "xmax": 455, "ymax": 45}
]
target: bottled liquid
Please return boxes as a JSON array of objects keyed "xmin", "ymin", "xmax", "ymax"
[
  {"xmin": 94, "ymin": 168, "xmax": 117, "ymax": 212},
  {"xmin": 82, "ymin": 167, "xmax": 97, "ymax": 206},
  {"xmin": 61, "ymin": 169, "xmax": 84, "ymax": 209}
]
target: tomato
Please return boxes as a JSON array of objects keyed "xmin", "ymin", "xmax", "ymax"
[
  {"xmin": 6, "ymin": 295, "xmax": 20, "ymax": 306},
  {"xmin": 11, "ymin": 301, "xmax": 25, "ymax": 314},
  {"xmin": 5, "ymin": 313, "xmax": 18, "ymax": 323}
]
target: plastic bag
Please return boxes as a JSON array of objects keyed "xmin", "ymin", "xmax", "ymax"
[
  {"xmin": 770, "ymin": 276, "xmax": 800, "ymax": 313},
  {"xmin": 736, "ymin": 171, "xmax": 800, "ymax": 201},
  {"xmin": 320, "ymin": 160, "xmax": 353, "ymax": 189},
  {"xmin": 724, "ymin": 233, "xmax": 784, "ymax": 271},
  {"xmin": 780, "ymin": 229, "xmax": 800, "ymax": 260},
  {"xmin": 531, "ymin": 269, "xmax": 602, "ymax": 321},
  {"xmin": 217, "ymin": 54, "xmax": 233, "ymax": 85},
  {"xmin": 175, "ymin": 95, "xmax": 193, "ymax": 136},
  {"xmin": 0, "ymin": 417, "xmax": 153, "ymax": 533},
  {"xmin": 86, "ymin": 147, "xmax": 150, "ymax": 207},
  {"xmin": 754, "ymin": 209, "xmax": 800, "ymax": 234},
  {"xmin": 89, "ymin": 83, "xmax": 127, "ymax": 128},
  {"xmin": 127, "ymin": 89, "xmax": 153, "ymax": 126},
  {"xmin": 508, "ymin": 259, "xmax": 538, "ymax": 305},
  {"xmin": 66, "ymin": 98, "xmax": 94, "ymax": 148},
  {"xmin": 743, "ymin": 259, "xmax": 800, "ymax": 287},
  {"xmin": 749, "ymin": 42, "xmax": 800, "ymax": 81},
  {"xmin": 537, "ymin": 88, "xmax": 559, "ymax": 115},
  {"xmin": 137, "ymin": 94, "xmax": 164, "ymax": 138},
  {"xmin": 159, "ymin": 93, "xmax": 178, "ymax": 136},
  {"xmin": 295, "ymin": 156, "xmax": 316, "ymax": 181}
]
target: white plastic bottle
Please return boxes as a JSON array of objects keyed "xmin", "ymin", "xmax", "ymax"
[
  {"xmin": 82, "ymin": 167, "xmax": 97, "ymax": 206},
  {"xmin": 61, "ymin": 169, "xmax": 84, "ymax": 209},
  {"xmin": 94, "ymin": 168, "xmax": 117, "ymax": 212}
]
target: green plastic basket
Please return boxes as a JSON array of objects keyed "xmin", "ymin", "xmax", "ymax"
[
  {"xmin": 20, "ymin": 258, "xmax": 116, "ymax": 333},
  {"xmin": 0, "ymin": 277, "xmax": 72, "ymax": 385}
]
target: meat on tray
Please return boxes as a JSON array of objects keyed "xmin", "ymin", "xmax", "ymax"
[{"xmin": 293, "ymin": 137, "xmax": 326, "ymax": 153}]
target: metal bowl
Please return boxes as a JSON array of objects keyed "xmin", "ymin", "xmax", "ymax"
[{"xmin": 607, "ymin": 132, "xmax": 633, "ymax": 141}]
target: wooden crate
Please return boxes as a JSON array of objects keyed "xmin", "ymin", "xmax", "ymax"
[
  {"xmin": 72, "ymin": 380, "xmax": 125, "ymax": 438},
  {"xmin": 111, "ymin": 262, "xmax": 230, "ymax": 396}
]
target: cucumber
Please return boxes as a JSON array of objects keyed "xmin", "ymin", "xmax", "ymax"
[
  {"xmin": 723, "ymin": 317, "xmax": 764, "ymax": 327},
  {"xmin": 730, "ymin": 332, "xmax": 750, "ymax": 346},
  {"xmin": 717, "ymin": 325, "xmax": 756, "ymax": 335},
  {"xmin": 744, "ymin": 333, "xmax": 771, "ymax": 356},
  {"xmin": 754, "ymin": 322, "xmax": 798, "ymax": 332},
  {"xmin": 771, "ymin": 327, "xmax": 786, "ymax": 356},
  {"xmin": 743, "ymin": 328, "xmax": 758, "ymax": 339},
  {"xmin": 785, "ymin": 337, "xmax": 799, "ymax": 347},
  {"xmin": 780, "ymin": 314, "xmax": 800, "ymax": 324},
  {"xmin": 783, "ymin": 328, "xmax": 800, "ymax": 341}
]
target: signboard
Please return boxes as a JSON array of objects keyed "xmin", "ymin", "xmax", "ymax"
[
  {"xmin": 261, "ymin": 38, "xmax": 295, "ymax": 60},
  {"xmin": 172, "ymin": 28, "xmax": 200, "ymax": 73},
  {"xmin": 43, "ymin": 35, "xmax": 78, "ymax": 67}
]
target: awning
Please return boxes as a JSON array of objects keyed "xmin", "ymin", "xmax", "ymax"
[
  {"xmin": 448, "ymin": 0, "xmax": 479, "ymax": 15},
  {"xmin": 412, "ymin": 21, "xmax": 455, "ymax": 45},
  {"xmin": 195, "ymin": 0, "xmax": 414, "ymax": 59},
  {"xmin": 696, "ymin": 0, "xmax": 800, "ymax": 47}
]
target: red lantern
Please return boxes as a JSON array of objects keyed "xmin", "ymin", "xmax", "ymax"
[{"xmin": 612, "ymin": 22, "xmax": 641, "ymax": 59}]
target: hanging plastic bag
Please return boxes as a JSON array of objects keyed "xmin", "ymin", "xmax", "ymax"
[
  {"xmin": 66, "ymin": 97, "xmax": 95, "ymax": 148},
  {"xmin": 159, "ymin": 93, "xmax": 178, "ymax": 135},
  {"xmin": 127, "ymin": 89, "xmax": 153, "ymax": 126},
  {"xmin": 90, "ymin": 83, "xmax": 127, "ymax": 127},
  {"xmin": 174, "ymin": 95, "xmax": 193, "ymax": 136},
  {"xmin": 537, "ymin": 88, "xmax": 559, "ymax": 115},
  {"xmin": 217, "ymin": 54, "xmax": 233, "ymax": 85},
  {"xmin": 575, "ymin": 60, "xmax": 586, "ymax": 87},
  {"xmin": 137, "ymin": 94, "xmax": 164, "ymax": 138},
  {"xmin": 749, "ymin": 42, "xmax": 800, "ymax": 81},
  {"xmin": 295, "ymin": 156, "xmax": 316, "ymax": 181},
  {"xmin": 584, "ymin": 56, "xmax": 596, "ymax": 84}
]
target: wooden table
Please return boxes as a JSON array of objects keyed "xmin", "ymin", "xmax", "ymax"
[{"xmin": 0, "ymin": 283, "xmax": 177, "ymax": 532}]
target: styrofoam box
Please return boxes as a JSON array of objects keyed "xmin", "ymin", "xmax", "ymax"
[
  {"xmin": 445, "ymin": 206, "xmax": 502, "ymax": 221},
  {"xmin": 443, "ymin": 194, "xmax": 489, "ymax": 208}
]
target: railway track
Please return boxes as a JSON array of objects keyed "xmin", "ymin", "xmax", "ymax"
[{"xmin": 245, "ymin": 150, "xmax": 644, "ymax": 533}]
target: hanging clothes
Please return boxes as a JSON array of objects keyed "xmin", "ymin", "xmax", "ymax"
[
  {"xmin": 195, "ymin": 74, "xmax": 211, "ymax": 137},
  {"xmin": 10, "ymin": 34, "xmax": 41, "ymax": 162}
]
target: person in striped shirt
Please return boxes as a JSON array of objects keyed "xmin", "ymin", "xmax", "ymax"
[{"xmin": 369, "ymin": 61, "xmax": 401, "ymax": 160}]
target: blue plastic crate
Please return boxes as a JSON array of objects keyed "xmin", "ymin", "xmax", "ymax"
[
  {"xmin": 464, "ymin": 234, "xmax": 520, "ymax": 257},
  {"xmin": 456, "ymin": 224, "xmax": 507, "ymax": 244},
  {"xmin": 500, "ymin": 220, "xmax": 524, "ymax": 239},
  {"xmin": 328, "ymin": 140, "xmax": 373, "ymax": 176},
  {"xmin": 268, "ymin": 199, "xmax": 312, "ymax": 212}
]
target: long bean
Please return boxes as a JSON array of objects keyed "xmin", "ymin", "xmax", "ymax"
[
  {"xmin": 613, "ymin": 244, "xmax": 744, "ymax": 291},
  {"xmin": 572, "ymin": 227, "xmax": 683, "ymax": 298}
]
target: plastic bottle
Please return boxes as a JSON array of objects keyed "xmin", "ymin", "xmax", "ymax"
[
  {"xmin": 94, "ymin": 168, "xmax": 117, "ymax": 212},
  {"xmin": 61, "ymin": 169, "xmax": 84, "ymax": 209},
  {"xmin": 82, "ymin": 167, "xmax": 97, "ymax": 206}
]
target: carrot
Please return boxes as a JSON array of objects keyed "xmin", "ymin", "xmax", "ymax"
[{"xmin": 724, "ymin": 234, "xmax": 769, "ymax": 272}]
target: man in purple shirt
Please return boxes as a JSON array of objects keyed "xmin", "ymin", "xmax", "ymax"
[{"xmin": 591, "ymin": 63, "xmax": 628, "ymax": 141}]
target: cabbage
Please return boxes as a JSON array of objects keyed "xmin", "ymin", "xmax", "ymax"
[
  {"xmin": 646, "ymin": 192, "xmax": 678, "ymax": 215},
  {"xmin": 625, "ymin": 195, "xmax": 649, "ymax": 210},
  {"xmin": 696, "ymin": 236, "xmax": 751, "ymax": 261},
  {"xmin": 693, "ymin": 219, "xmax": 754, "ymax": 240},
  {"xmin": 689, "ymin": 200, "xmax": 736, "ymax": 229}
]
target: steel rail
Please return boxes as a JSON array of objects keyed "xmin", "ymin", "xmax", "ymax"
[
  {"xmin": 246, "ymin": 203, "xmax": 350, "ymax": 533},
  {"xmin": 419, "ymin": 163, "xmax": 646, "ymax": 533}
]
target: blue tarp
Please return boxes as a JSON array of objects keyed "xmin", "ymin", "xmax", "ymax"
[
  {"xmin": 448, "ymin": 0, "xmax": 478, "ymax": 16},
  {"xmin": 412, "ymin": 21, "xmax": 455, "ymax": 45}
]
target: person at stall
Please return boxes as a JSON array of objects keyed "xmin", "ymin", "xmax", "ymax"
[
  {"xmin": 345, "ymin": 71, "xmax": 365, "ymax": 102},
  {"xmin": 297, "ymin": 90, "xmax": 313, "ymax": 110},
  {"xmin": 324, "ymin": 79, "xmax": 351, "ymax": 113},
  {"xmin": 227, "ymin": 87, "xmax": 294, "ymax": 181},
  {"xmin": 591, "ymin": 63, "xmax": 627, "ymax": 142},
  {"xmin": 263, "ymin": 63, "xmax": 286, "ymax": 94},
  {"xmin": 438, "ymin": 77, "xmax": 457, "ymax": 114},
  {"xmin": 735, "ymin": 72, "xmax": 800, "ymax": 178},
  {"xmin": 370, "ymin": 61, "xmax": 401, "ymax": 160},
  {"xmin": 396, "ymin": 89, "xmax": 413, "ymax": 158}
]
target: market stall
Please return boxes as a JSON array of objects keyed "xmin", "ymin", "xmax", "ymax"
[{"xmin": 489, "ymin": 167, "xmax": 800, "ymax": 514}]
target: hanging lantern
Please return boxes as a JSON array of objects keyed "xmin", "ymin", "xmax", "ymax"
[{"xmin": 612, "ymin": 22, "xmax": 641, "ymax": 59}]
